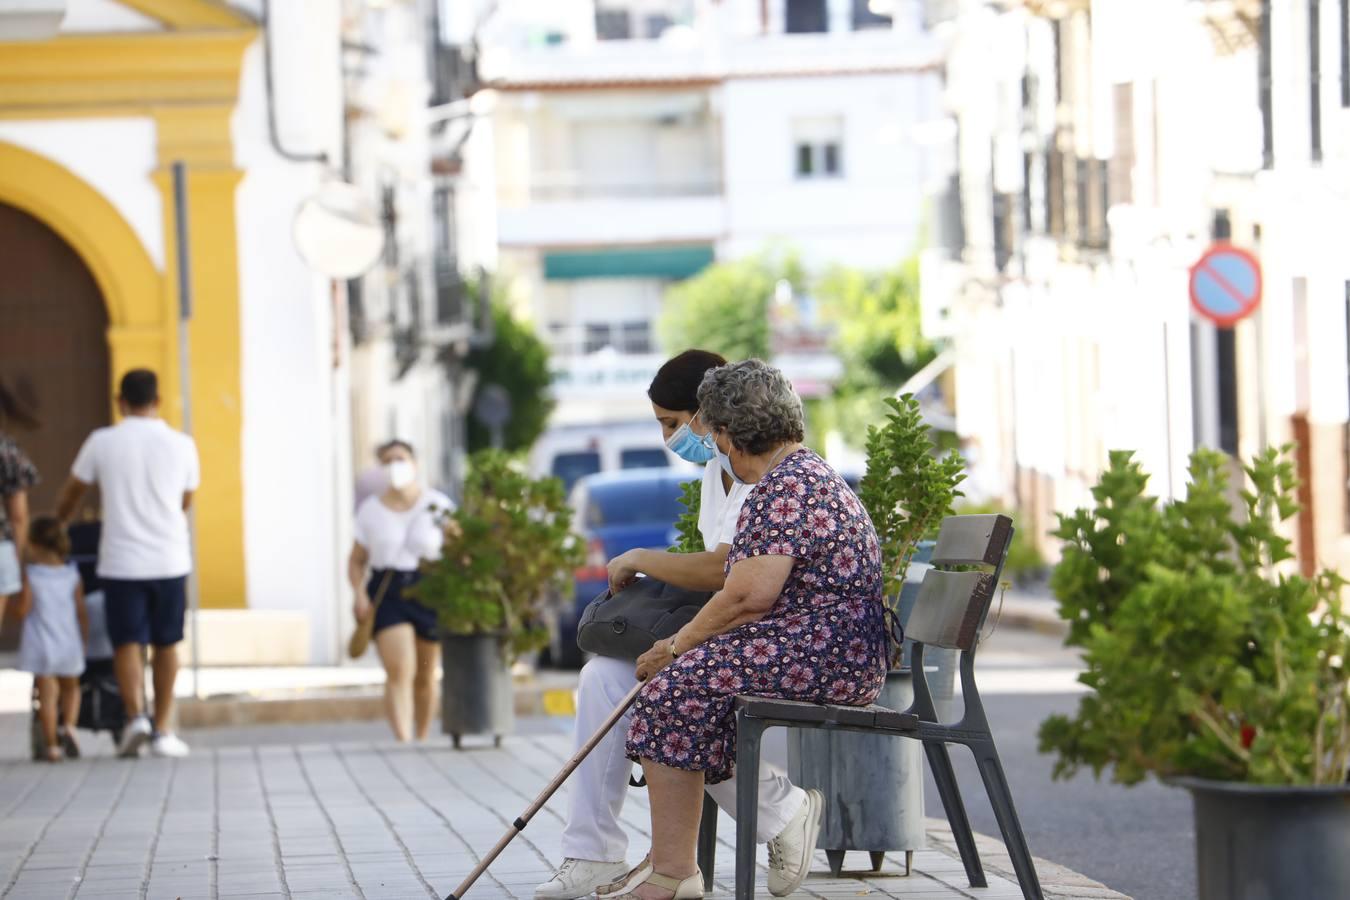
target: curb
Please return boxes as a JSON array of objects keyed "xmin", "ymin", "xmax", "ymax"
[
  {"xmin": 178, "ymin": 675, "xmax": 576, "ymax": 730},
  {"xmin": 925, "ymin": 818, "xmax": 1131, "ymax": 899}
]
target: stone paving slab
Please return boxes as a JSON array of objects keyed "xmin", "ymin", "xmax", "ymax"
[{"xmin": 0, "ymin": 733, "xmax": 1126, "ymax": 900}]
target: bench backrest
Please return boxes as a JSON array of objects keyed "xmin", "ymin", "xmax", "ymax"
[{"xmin": 905, "ymin": 514, "xmax": 1013, "ymax": 652}]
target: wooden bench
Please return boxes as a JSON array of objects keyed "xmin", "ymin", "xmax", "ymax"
[{"xmin": 695, "ymin": 513, "xmax": 1044, "ymax": 900}]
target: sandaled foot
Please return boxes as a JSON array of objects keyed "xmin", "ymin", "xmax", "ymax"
[
  {"xmin": 42, "ymin": 745, "xmax": 63, "ymax": 763},
  {"xmin": 596, "ymin": 855, "xmax": 652, "ymax": 899},
  {"xmin": 608, "ymin": 869, "xmax": 702, "ymax": 900}
]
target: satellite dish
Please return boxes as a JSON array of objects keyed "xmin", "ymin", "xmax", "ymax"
[{"xmin": 292, "ymin": 181, "xmax": 385, "ymax": 279}]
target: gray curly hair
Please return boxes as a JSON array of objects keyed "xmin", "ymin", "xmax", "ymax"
[{"xmin": 697, "ymin": 359, "xmax": 804, "ymax": 455}]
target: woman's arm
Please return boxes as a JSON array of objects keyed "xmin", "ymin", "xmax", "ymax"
[
  {"xmin": 4, "ymin": 490, "xmax": 28, "ymax": 561},
  {"xmin": 348, "ymin": 541, "xmax": 370, "ymax": 592},
  {"xmin": 635, "ymin": 554, "xmax": 794, "ymax": 680},
  {"xmin": 607, "ymin": 545, "xmax": 730, "ymax": 595},
  {"xmin": 348, "ymin": 542, "xmax": 372, "ymax": 620}
]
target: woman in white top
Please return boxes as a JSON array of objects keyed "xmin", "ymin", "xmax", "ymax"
[
  {"xmin": 535, "ymin": 351, "xmax": 817, "ymax": 900},
  {"xmin": 349, "ymin": 440, "xmax": 453, "ymax": 742}
]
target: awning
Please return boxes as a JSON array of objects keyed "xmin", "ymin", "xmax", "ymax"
[{"xmin": 543, "ymin": 245, "xmax": 714, "ymax": 280}]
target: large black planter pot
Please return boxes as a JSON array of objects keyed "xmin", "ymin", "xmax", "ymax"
[
  {"xmin": 441, "ymin": 634, "xmax": 513, "ymax": 749},
  {"xmin": 1174, "ymin": 777, "xmax": 1350, "ymax": 900}
]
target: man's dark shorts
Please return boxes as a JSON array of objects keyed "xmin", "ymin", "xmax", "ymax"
[{"xmin": 102, "ymin": 576, "xmax": 188, "ymax": 648}]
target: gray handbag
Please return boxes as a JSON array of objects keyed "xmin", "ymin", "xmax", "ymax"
[{"xmin": 576, "ymin": 577, "xmax": 713, "ymax": 661}]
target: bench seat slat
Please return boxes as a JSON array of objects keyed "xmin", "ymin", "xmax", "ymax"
[{"xmin": 736, "ymin": 696, "xmax": 919, "ymax": 731}]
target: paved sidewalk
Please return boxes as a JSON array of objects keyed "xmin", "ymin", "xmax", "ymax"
[{"xmin": 0, "ymin": 731, "xmax": 1126, "ymax": 900}]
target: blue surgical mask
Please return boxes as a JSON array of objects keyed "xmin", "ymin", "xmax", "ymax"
[
  {"xmin": 718, "ymin": 449, "xmax": 748, "ymax": 485},
  {"xmin": 666, "ymin": 412, "xmax": 717, "ymax": 464}
]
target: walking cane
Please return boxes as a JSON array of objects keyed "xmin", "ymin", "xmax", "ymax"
[{"xmin": 445, "ymin": 680, "xmax": 645, "ymax": 900}]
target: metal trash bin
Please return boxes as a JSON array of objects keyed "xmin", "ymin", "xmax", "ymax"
[{"xmin": 785, "ymin": 542, "xmax": 953, "ymax": 876}]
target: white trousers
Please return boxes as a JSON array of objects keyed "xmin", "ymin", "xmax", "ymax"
[{"xmin": 560, "ymin": 655, "xmax": 805, "ymax": 863}]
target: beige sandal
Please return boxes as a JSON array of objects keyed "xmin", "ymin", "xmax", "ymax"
[
  {"xmin": 605, "ymin": 869, "xmax": 703, "ymax": 900},
  {"xmin": 596, "ymin": 855, "xmax": 652, "ymax": 898}
]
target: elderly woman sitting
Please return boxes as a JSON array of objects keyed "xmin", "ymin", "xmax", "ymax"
[{"xmin": 606, "ymin": 360, "xmax": 889, "ymax": 900}]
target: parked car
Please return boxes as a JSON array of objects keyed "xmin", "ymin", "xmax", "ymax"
[
  {"xmin": 528, "ymin": 421, "xmax": 695, "ymax": 494},
  {"xmin": 543, "ymin": 468, "xmax": 699, "ymax": 669}
]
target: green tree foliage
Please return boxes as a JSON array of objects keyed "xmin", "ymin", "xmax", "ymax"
[
  {"xmin": 1040, "ymin": 447, "xmax": 1350, "ymax": 785},
  {"xmin": 818, "ymin": 257, "xmax": 931, "ymax": 386},
  {"xmin": 466, "ymin": 299, "xmax": 555, "ymax": 454},
  {"xmin": 412, "ymin": 450, "xmax": 581, "ymax": 659},
  {"xmin": 657, "ymin": 251, "xmax": 805, "ymax": 360},
  {"xmin": 815, "ymin": 257, "xmax": 937, "ymax": 443},
  {"xmin": 858, "ymin": 396, "xmax": 966, "ymax": 664}
]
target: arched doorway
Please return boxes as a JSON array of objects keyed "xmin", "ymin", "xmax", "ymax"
[{"xmin": 0, "ymin": 201, "xmax": 110, "ymax": 515}]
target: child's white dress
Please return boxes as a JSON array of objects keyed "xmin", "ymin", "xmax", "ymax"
[{"xmin": 18, "ymin": 563, "xmax": 84, "ymax": 677}]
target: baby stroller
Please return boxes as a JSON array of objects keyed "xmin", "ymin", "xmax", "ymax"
[{"xmin": 29, "ymin": 522, "xmax": 128, "ymax": 759}]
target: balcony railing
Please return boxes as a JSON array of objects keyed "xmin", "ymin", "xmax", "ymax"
[{"xmin": 513, "ymin": 175, "xmax": 721, "ymax": 203}]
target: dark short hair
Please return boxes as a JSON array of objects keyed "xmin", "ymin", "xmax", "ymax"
[
  {"xmin": 28, "ymin": 516, "xmax": 69, "ymax": 559},
  {"xmin": 377, "ymin": 439, "xmax": 415, "ymax": 460},
  {"xmin": 119, "ymin": 369, "xmax": 159, "ymax": 409},
  {"xmin": 648, "ymin": 349, "xmax": 728, "ymax": 413}
]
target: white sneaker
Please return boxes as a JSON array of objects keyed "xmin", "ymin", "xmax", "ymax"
[
  {"xmin": 117, "ymin": 716, "xmax": 153, "ymax": 759},
  {"xmin": 767, "ymin": 789, "xmax": 823, "ymax": 897},
  {"xmin": 150, "ymin": 732, "xmax": 191, "ymax": 758},
  {"xmin": 535, "ymin": 858, "xmax": 630, "ymax": 900}
]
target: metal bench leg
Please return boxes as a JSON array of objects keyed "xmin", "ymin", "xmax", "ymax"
[
  {"xmin": 923, "ymin": 740, "xmax": 987, "ymax": 888},
  {"xmin": 734, "ymin": 714, "xmax": 764, "ymax": 900},
  {"xmin": 696, "ymin": 792, "xmax": 718, "ymax": 892},
  {"xmin": 972, "ymin": 743, "xmax": 1044, "ymax": 900}
]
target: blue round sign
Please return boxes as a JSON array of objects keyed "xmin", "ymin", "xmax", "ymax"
[{"xmin": 1189, "ymin": 244, "xmax": 1262, "ymax": 327}]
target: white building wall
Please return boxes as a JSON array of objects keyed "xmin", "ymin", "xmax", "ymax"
[
  {"xmin": 0, "ymin": 117, "xmax": 163, "ymax": 267},
  {"xmin": 720, "ymin": 72, "xmax": 937, "ymax": 268},
  {"xmin": 58, "ymin": 0, "xmax": 161, "ymax": 32},
  {"xmin": 232, "ymin": 0, "xmax": 350, "ymax": 663}
]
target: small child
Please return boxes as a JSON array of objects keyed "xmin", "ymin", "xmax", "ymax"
[{"xmin": 15, "ymin": 517, "xmax": 88, "ymax": 762}]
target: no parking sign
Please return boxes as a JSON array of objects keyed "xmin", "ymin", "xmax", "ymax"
[{"xmin": 1189, "ymin": 244, "xmax": 1262, "ymax": 327}]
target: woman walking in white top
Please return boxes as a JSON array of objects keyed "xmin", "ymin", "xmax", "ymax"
[
  {"xmin": 16, "ymin": 516, "xmax": 88, "ymax": 762},
  {"xmin": 349, "ymin": 440, "xmax": 453, "ymax": 742}
]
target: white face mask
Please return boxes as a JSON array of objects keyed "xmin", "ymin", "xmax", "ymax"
[{"xmin": 385, "ymin": 460, "xmax": 416, "ymax": 490}]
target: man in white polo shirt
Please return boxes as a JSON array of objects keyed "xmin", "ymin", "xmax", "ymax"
[{"xmin": 57, "ymin": 369, "xmax": 200, "ymax": 759}]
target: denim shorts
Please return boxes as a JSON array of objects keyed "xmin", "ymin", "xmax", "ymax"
[{"xmin": 0, "ymin": 540, "xmax": 19, "ymax": 596}]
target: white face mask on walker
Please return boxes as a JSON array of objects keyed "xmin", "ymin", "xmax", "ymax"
[{"xmin": 385, "ymin": 460, "xmax": 416, "ymax": 490}]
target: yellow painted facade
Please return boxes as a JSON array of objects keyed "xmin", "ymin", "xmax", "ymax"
[{"xmin": 0, "ymin": 2, "xmax": 255, "ymax": 608}]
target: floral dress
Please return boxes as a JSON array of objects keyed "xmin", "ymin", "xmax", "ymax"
[
  {"xmin": 0, "ymin": 433, "xmax": 39, "ymax": 541},
  {"xmin": 625, "ymin": 448, "xmax": 888, "ymax": 784}
]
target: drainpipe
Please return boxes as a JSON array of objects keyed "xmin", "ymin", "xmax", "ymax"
[{"xmin": 261, "ymin": 0, "xmax": 329, "ymax": 164}]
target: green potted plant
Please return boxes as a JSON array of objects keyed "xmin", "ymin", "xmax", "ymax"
[
  {"xmin": 790, "ymin": 394, "xmax": 967, "ymax": 876},
  {"xmin": 413, "ymin": 449, "xmax": 581, "ymax": 748},
  {"xmin": 1040, "ymin": 446, "xmax": 1350, "ymax": 898}
]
